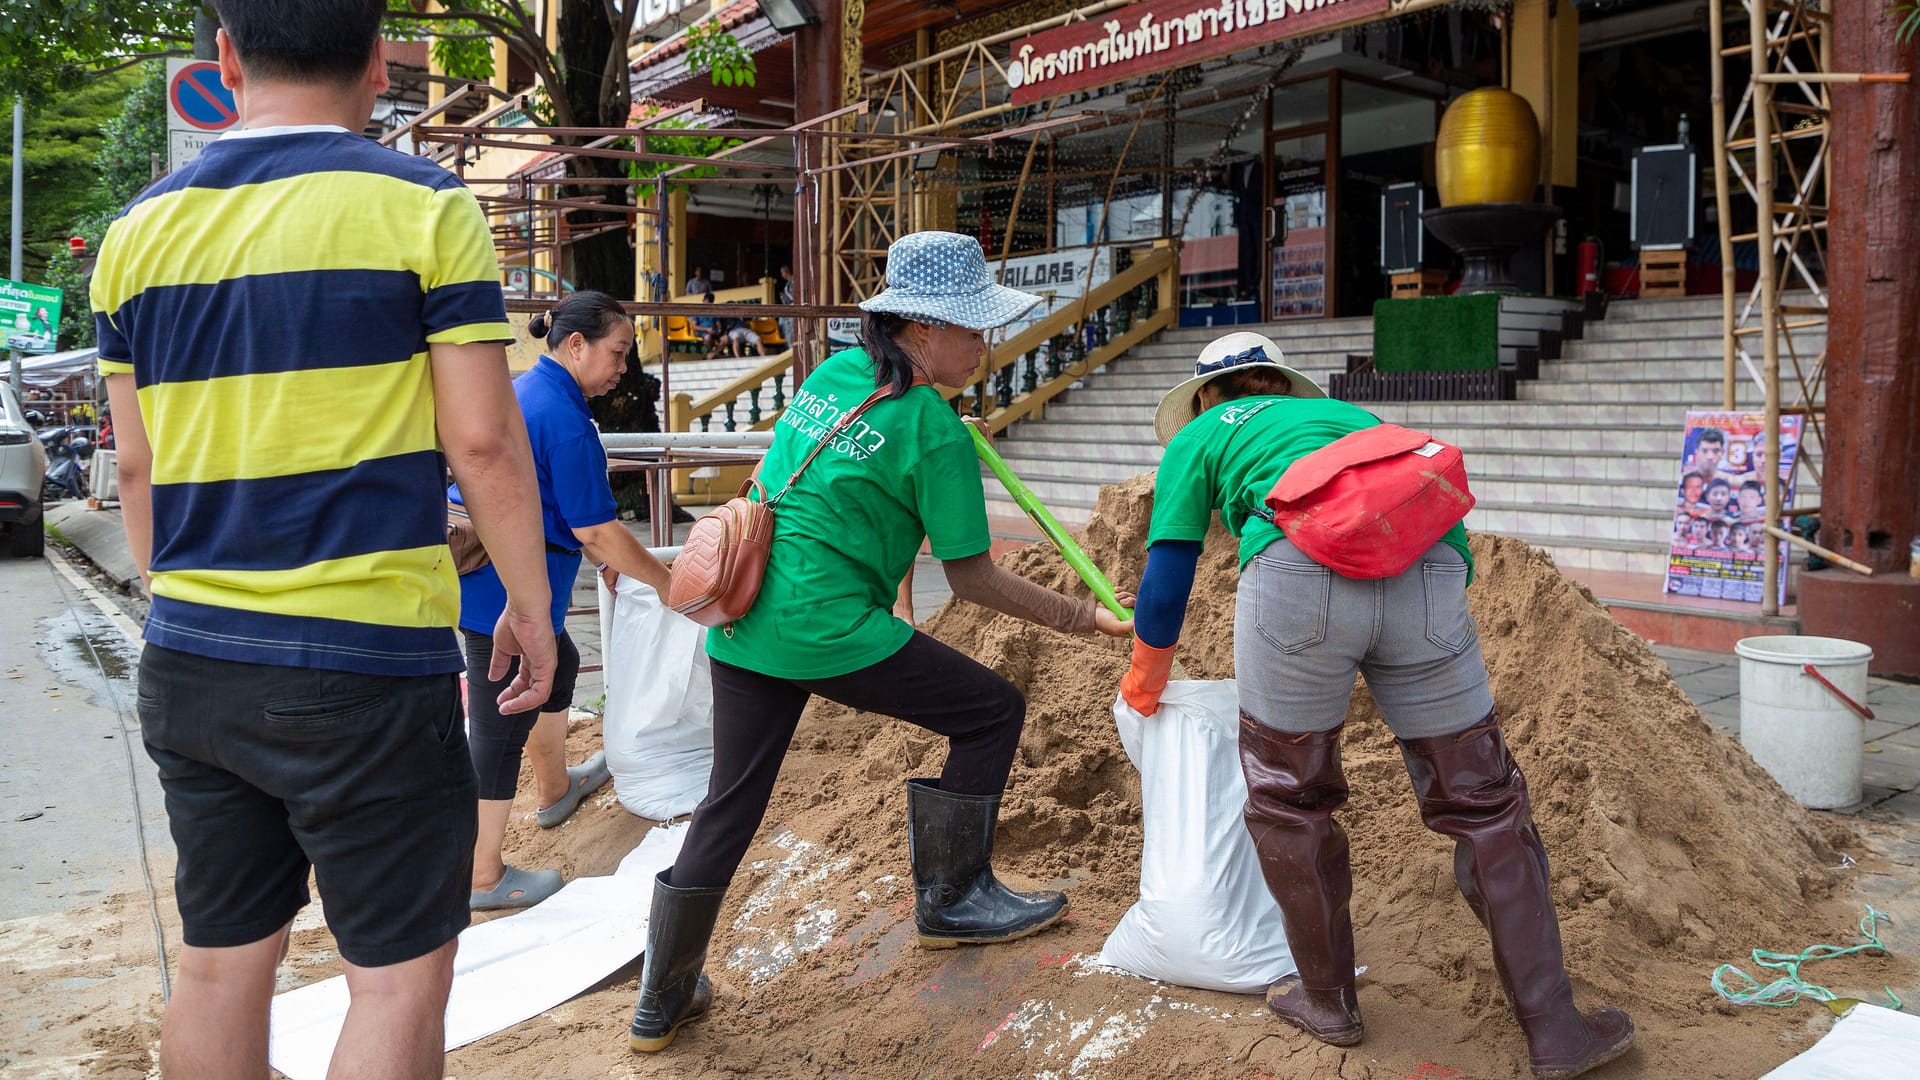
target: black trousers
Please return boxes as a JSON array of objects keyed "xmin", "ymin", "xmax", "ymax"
[{"xmin": 669, "ymin": 631, "xmax": 1025, "ymax": 889}]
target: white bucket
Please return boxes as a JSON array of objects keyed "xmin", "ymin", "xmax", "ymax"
[{"xmin": 1734, "ymin": 636, "xmax": 1874, "ymax": 809}]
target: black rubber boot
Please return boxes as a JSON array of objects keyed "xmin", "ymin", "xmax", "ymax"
[
  {"xmin": 628, "ymin": 869, "xmax": 726, "ymax": 1053},
  {"xmin": 906, "ymin": 778, "xmax": 1067, "ymax": 948}
]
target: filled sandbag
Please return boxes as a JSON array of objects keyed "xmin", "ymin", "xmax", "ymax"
[
  {"xmin": 1098, "ymin": 679, "xmax": 1297, "ymax": 994},
  {"xmin": 600, "ymin": 576, "xmax": 713, "ymax": 819}
]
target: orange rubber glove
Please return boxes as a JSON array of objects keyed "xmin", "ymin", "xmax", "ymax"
[{"xmin": 1121, "ymin": 638, "xmax": 1177, "ymax": 716}]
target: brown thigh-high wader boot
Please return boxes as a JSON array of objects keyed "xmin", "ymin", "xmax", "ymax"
[
  {"xmin": 1238, "ymin": 716, "xmax": 1364, "ymax": 1046},
  {"xmin": 628, "ymin": 870, "xmax": 726, "ymax": 1053},
  {"xmin": 907, "ymin": 778, "xmax": 1068, "ymax": 948},
  {"xmin": 1399, "ymin": 717, "xmax": 1635, "ymax": 1079}
]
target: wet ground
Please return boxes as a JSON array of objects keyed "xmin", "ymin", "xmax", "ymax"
[{"xmin": 0, "ymin": 553, "xmax": 170, "ymax": 923}]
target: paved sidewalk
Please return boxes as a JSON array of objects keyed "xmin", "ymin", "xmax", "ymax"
[{"xmin": 1654, "ymin": 643, "xmax": 1920, "ymax": 816}]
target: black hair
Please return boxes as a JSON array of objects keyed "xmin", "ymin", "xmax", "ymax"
[
  {"xmin": 528, "ymin": 291, "xmax": 630, "ymax": 349},
  {"xmin": 861, "ymin": 310, "xmax": 922, "ymax": 399},
  {"xmin": 212, "ymin": 1, "xmax": 385, "ymax": 84},
  {"xmin": 1697, "ymin": 428, "xmax": 1726, "ymax": 446},
  {"xmin": 1741, "ymin": 480, "xmax": 1764, "ymax": 493},
  {"xmin": 1192, "ymin": 368, "xmax": 1294, "ymax": 414},
  {"xmin": 1705, "ymin": 477, "xmax": 1732, "ymax": 492},
  {"xmin": 702, "ymin": 292, "xmax": 715, "ymax": 303}
]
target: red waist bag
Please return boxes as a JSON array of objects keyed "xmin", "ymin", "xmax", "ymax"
[{"xmin": 1262, "ymin": 424, "xmax": 1475, "ymax": 579}]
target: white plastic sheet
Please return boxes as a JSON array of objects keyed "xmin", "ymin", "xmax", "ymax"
[
  {"xmin": 1759, "ymin": 1003, "xmax": 1920, "ymax": 1079},
  {"xmin": 1098, "ymin": 680, "xmax": 1298, "ymax": 994},
  {"xmin": 267, "ymin": 822, "xmax": 687, "ymax": 1080},
  {"xmin": 600, "ymin": 576, "xmax": 714, "ymax": 819}
]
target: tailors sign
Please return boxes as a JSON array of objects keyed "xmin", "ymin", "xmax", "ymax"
[{"xmin": 1005, "ymin": 0, "xmax": 1389, "ymax": 105}]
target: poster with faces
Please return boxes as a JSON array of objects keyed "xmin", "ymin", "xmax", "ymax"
[{"xmin": 1663, "ymin": 410, "xmax": 1804, "ymax": 604}]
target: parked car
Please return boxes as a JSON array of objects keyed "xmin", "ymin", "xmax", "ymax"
[{"xmin": 0, "ymin": 383, "xmax": 49, "ymax": 557}]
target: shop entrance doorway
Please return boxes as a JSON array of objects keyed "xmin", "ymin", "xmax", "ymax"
[{"xmin": 1262, "ymin": 70, "xmax": 1442, "ymax": 321}]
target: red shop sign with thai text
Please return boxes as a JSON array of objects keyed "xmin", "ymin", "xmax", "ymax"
[{"xmin": 1004, "ymin": 0, "xmax": 1390, "ymax": 104}]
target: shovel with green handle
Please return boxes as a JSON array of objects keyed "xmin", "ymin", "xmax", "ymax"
[{"xmin": 968, "ymin": 422, "xmax": 1133, "ymax": 622}]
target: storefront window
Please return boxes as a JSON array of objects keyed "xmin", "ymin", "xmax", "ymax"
[{"xmin": 1269, "ymin": 131, "xmax": 1329, "ymax": 320}]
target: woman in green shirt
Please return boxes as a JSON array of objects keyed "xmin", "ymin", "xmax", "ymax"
[
  {"xmin": 628, "ymin": 232, "xmax": 1133, "ymax": 1054},
  {"xmin": 1119, "ymin": 332, "xmax": 1633, "ymax": 1080}
]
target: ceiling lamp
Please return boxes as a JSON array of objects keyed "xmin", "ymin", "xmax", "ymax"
[{"xmin": 762, "ymin": 0, "xmax": 820, "ymax": 33}]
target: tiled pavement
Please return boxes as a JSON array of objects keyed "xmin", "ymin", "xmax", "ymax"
[{"xmin": 1655, "ymin": 643, "xmax": 1920, "ymax": 817}]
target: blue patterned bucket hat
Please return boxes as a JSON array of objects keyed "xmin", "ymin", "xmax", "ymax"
[{"xmin": 857, "ymin": 232, "xmax": 1042, "ymax": 330}]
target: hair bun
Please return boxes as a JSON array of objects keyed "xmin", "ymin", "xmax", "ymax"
[{"xmin": 528, "ymin": 312, "xmax": 551, "ymax": 339}]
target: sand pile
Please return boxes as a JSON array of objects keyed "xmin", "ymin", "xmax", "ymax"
[
  {"xmin": 434, "ymin": 472, "xmax": 1890, "ymax": 1078},
  {"xmin": 595, "ymin": 470, "xmax": 1879, "ymax": 1080},
  {"xmin": 20, "ymin": 484, "xmax": 1900, "ymax": 1080}
]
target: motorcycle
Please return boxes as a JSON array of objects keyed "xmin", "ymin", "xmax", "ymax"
[{"xmin": 39, "ymin": 426, "xmax": 94, "ymax": 503}]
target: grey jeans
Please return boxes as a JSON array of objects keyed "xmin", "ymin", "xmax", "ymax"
[{"xmin": 1234, "ymin": 537, "xmax": 1495, "ymax": 739}]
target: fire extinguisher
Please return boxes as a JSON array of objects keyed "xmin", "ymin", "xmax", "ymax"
[{"xmin": 1577, "ymin": 237, "xmax": 1602, "ymax": 297}]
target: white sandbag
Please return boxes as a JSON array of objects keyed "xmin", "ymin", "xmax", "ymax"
[
  {"xmin": 1760, "ymin": 1003, "xmax": 1920, "ymax": 1079},
  {"xmin": 1098, "ymin": 679, "xmax": 1298, "ymax": 994},
  {"xmin": 600, "ymin": 576, "xmax": 713, "ymax": 819}
]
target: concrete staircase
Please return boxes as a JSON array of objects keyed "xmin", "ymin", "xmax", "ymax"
[
  {"xmin": 650, "ymin": 350, "xmax": 790, "ymax": 429},
  {"xmin": 985, "ymin": 294, "xmax": 1821, "ymax": 596}
]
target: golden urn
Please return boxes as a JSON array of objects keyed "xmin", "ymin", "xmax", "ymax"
[{"xmin": 1436, "ymin": 88, "xmax": 1541, "ymax": 206}]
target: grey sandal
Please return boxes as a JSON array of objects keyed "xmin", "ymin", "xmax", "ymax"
[
  {"xmin": 470, "ymin": 865, "xmax": 565, "ymax": 911},
  {"xmin": 537, "ymin": 751, "xmax": 611, "ymax": 829}
]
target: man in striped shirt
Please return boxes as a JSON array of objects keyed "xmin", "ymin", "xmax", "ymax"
[{"xmin": 93, "ymin": 2, "xmax": 556, "ymax": 1075}]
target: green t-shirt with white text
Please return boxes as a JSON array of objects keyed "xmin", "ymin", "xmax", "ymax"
[
  {"xmin": 1148, "ymin": 395, "xmax": 1473, "ymax": 578},
  {"xmin": 705, "ymin": 348, "xmax": 992, "ymax": 679}
]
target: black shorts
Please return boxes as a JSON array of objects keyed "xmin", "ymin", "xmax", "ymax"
[
  {"xmin": 461, "ymin": 628, "xmax": 582, "ymax": 800},
  {"xmin": 461, "ymin": 627, "xmax": 581, "ymax": 721},
  {"xmin": 136, "ymin": 645, "xmax": 477, "ymax": 967}
]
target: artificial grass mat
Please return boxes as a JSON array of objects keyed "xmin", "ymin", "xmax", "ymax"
[{"xmin": 1373, "ymin": 293, "xmax": 1501, "ymax": 372}]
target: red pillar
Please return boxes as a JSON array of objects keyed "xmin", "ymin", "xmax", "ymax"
[{"xmin": 1799, "ymin": 7, "xmax": 1920, "ymax": 675}]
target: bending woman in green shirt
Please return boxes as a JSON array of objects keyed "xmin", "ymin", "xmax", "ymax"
[
  {"xmin": 629, "ymin": 232, "xmax": 1133, "ymax": 1054},
  {"xmin": 1120, "ymin": 332, "xmax": 1633, "ymax": 1080}
]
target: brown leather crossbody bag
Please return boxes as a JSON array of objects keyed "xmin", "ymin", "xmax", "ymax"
[{"xmin": 667, "ymin": 386, "xmax": 891, "ymax": 630}]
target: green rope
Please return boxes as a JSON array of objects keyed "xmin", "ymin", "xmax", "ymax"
[{"xmin": 1711, "ymin": 906, "xmax": 1902, "ymax": 1011}]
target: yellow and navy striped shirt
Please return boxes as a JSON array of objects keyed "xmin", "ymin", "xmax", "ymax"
[{"xmin": 91, "ymin": 125, "xmax": 511, "ymax": 675}]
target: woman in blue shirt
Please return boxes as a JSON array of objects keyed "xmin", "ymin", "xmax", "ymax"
[{"xmin": 454, "ymin": 292, "xmax": 673, "ymax": 910}]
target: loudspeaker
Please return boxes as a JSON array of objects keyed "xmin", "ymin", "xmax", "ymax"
[
  {"xmin": 1631, "ymin": 144, "xmax": 1696, "ymax": 250},
  {"xmin": 1380, "ymin": 182, "xmax": 1424, "ymax": 273}
]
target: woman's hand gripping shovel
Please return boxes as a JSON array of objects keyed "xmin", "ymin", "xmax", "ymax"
[{"xmin": 967, "ymin": 421, "xmax": 1138, "ymax": 630}]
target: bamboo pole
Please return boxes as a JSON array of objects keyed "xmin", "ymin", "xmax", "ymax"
[
  {"xmin": 1710, "ymin": 0, "xmax": 1738, "ymax": 409},
  {"xmin": 1764, "ymin": 526, "xmax": 1874, "ymax": 577},
  {"xmin": 1753, "ymin": 72, "xmax": 1909, "ymax": 83},
  {"xmin": 1752, "ymin": 0, "xmax": 1780, "ymax": 617}
]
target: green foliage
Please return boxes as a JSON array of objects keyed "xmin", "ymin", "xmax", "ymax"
[
  {"xmin": 685, "ymin": 20, "xmax": 755, "ymax": 89},
  {"xmin": 1895, "ymin": 2, "xmax": 1920, "ymax": 44},
  {"xmin": 0, "ymin": 62, "xmax": 164, "ymax": 349},
  {"xmin": 0, "ymin": 1, "xmax": 194, "ymax": 103},
  {"xmin": 384, "ymin": 1, "xmax": 500, "ymax": 82},
  {"xmin": 89, "ymin": 62, "xmax": 168, "ymax": 218},
  {"xmin": 0, "ymin": 66, "xmax": 145, "ymax": 283},
  {"xmin": 430, "ymin": 29, "xmax": 497, "ymax": 83},
  {"xmin": 624, "ymin": 116, "xmax": 742, "ymax": 192},
  {"xmin": 42, "ymin": 244, "xmax": 94, "ymax": 350}
]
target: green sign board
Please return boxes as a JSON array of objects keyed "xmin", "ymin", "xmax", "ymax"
[{"xmin": 1, "ymin": 278, "xmax": 63, "ymax": 356}]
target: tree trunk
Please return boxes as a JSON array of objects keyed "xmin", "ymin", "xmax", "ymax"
[{"xmin": 554, "ymin": 0, "xmax": 652, "ymax": 439}]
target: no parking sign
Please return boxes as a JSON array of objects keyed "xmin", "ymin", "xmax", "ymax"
[{"xmin": 166, "ymin": 59, "xmax": 239, "ymax": 172}]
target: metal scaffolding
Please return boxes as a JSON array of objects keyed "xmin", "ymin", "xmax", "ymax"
[{"xmin": 1708, "ymin": 0, "xmax": 1906, "ymax": 614}]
